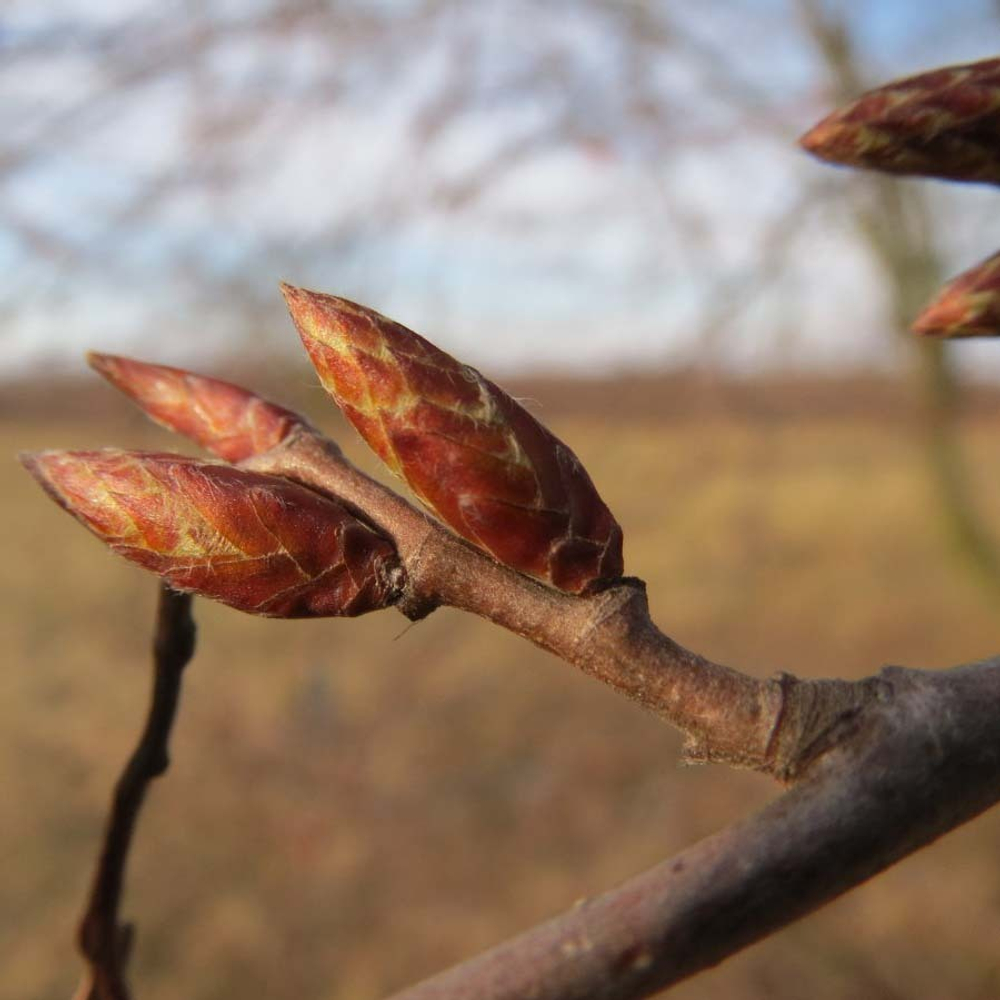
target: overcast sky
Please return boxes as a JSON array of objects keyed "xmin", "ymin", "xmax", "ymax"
[{"xmin": 4, "ymin": 0, "xmax": 1000, "ymax": 381}]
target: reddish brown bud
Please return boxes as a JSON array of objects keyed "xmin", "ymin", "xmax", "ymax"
[
  {"xmin": 21, "ymin": 450, "xmax": 401, "ymax": 618},
  {"xmin": 800, "ymin": 57, "xmax": 1000, "ymax": 184},
  {"xmin": 87, "ymin": 352, "xmax": 311, "ymax": 463},
  {"xmin": 280, "ymin": 283, "xmax": 624, "ymax": 595},
  {"xmin": 913, "ymin": 250, "xmax": 1000, "ymax": 337}
]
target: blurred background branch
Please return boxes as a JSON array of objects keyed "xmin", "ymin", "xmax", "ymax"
[
  {"xmin": 3, "ymin": 0, "xmax": 998, "ymax": 372},
  {"xmin": 796, "ymin": 0, "xmax": 1000, "ymax": 602}
]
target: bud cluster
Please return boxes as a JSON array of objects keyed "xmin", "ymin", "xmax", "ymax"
[{"xmin": 25, "ymin": 288, "xmax": 627, "ymax": 616}]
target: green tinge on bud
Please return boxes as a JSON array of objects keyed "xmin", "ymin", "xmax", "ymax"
[
  {"xmin": 913, "ymin": 250, "xmax": 1000, "ymax": 338},
  {"xmin": 87, "ymin": 353, "xmax": 312, "ymax": 463},
  {"xmin": 280, "ymin": 283, "xmax": 624, "ymax": 595},
  {"xmin": 800, "ymin": 57, "xmax": 1000, "ymax": 184},
  {"xmin": 21, "ymin": 450, "xmax": 402, "ymax": 618}
]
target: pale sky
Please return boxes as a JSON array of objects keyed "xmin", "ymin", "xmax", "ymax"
[{"xmin": 3, "ymin": 0, "xmax": 1000, "ymax": 381}]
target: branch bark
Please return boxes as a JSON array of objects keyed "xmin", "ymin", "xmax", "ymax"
[
  {"xmin": 73, "ymin": 587, "xmax": 196, "ymax": 1000},
  {"xmin": 244, "ymin": 428, "xmax": 875, "ymax": 779},
  {"xmin": 384, "ymin": 659, "xmax": 1000, "ymax": 1000}
]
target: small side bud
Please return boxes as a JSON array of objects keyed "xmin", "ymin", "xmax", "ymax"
[
  {"xmin": 21, "ymin": 450, "xmax": 401, "ymax": 618},
  {"xmin": 87, "ymin": 353, "xmax": 313, "ymax": 463},
  {"xmin": 280, "ymin": 283, "xmax": 624, "ymax": 595},
  {"xmin": 800, "ymin": 57, "xmax": 1000, "ymax": 185},
  {"xmin": 913, "ymin": 251, "xmax": 1000, "ymax": 338}
]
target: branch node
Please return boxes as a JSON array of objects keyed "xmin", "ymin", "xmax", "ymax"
[
  {"xmin": 764, "ymin": 674, "xmax": 891, "ymax": 781},
  {"xmin": 396, "ymin": 588, "xmax": 439, "ymax": 622}
]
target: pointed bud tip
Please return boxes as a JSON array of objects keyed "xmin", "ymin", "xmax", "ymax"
[
  {"xmin": 797, "ymin": 122, "xmax": 837, "ymax": 158},
  {"xmin": 281, "ymin": 283, "xmax": 355, "ymax": 322},
  {"xmin": 19, "ymin": 448, "xmax": 117, "ymax": 517},
  {"xmin": 279, "ymin": 282, "xmax": 327, "ymax": 315},
  {"xmin": 18, "ymin": 448, "xmax": 62, "ymax": 480},
  {"xmin": 797, "ymin": 125, "xmax": 819, "ymax": 152},
  {"xmin": 18, "ymin": 451, "xmax": 47, "ymax": 489},
  {"xmin": 911, "ymin": 302, "xmax": 957, "ymax": 337},
  {"xmin": 85, "ymin": 349, "xmax": 115, "ymax": 369},
  {"xmin": 911, "ymin": 319, "xmax": 946, "ymax": 338},
  {"xmin": 88, "ymin": 350, "xmax": 169, "ymax": 392},
  {"xmin": 280, "ymin": 284, "xmax": 384, "ymax": 367},
  {"xmin": 86, "ymin": 350, "xmax": 132, "ymax": 387},
  {"xmin": 280, "ymin": 282, "xmax": 318, "ymax": 322}
]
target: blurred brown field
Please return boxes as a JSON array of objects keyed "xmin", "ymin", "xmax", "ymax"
[{"xmin": 5, "ymin": 370, "xmax": 1000, "ymax": 1000}]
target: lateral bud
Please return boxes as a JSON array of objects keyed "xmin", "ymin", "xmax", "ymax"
[
  {"xmin": 21, "ymin": 450, "xmax": 402, "ymax": 618},
  {"xmin": 280, "ymin": 283, "xmax": 624, "ymax": 595},
  {"xmin": 87, "ymin": 353, "xmax": 317, "ymax": 462},
  {"xmin": 913, "ymin": 250, "xmax": 1000, "ymax": 338},
  {"xmin": 800, "ymin": 57, "xmax": 1000, "ymax": 185}
]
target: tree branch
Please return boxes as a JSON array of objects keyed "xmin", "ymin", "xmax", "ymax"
[
  {"xmin": 242, "ymin": 427, "xmax": 870, "ymax": 779},
  {"xmin": 383, "ymin": 658, "xmax": 1000, "ymax": 1000},
  {"xmin": 242, "ymin": 425, "xmax": 1000, "ymax": 998},
  {"xmin": 72, "ymin": 587, "xmax": 197, "ymax": 1000}
]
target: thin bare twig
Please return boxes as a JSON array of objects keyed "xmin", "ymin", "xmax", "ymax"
[
  {"xmin": 242, "ymin": 427, "xmax": 871, "ymax": 779},
  {"xmin": 72, "ymin": 586, "xmax": 196, "ymax": 1000}
]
